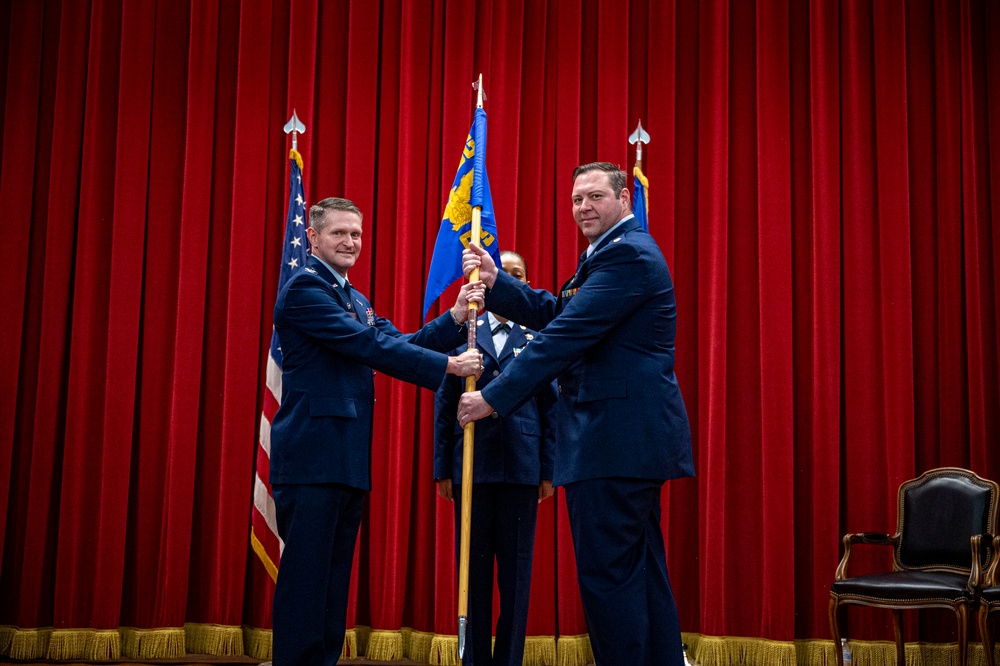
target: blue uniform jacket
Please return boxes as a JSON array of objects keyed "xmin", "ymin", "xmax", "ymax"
[
  {"xmin": 270, "ymin": 256, "xmax": 466, "ymax": 489},
  {"xmin": 481, "ymin": 217, "xmax": 695, "ymax": 486},
  {"xmin": 434, "ymin": 317, "xmax": 556, "ymax": 485}
]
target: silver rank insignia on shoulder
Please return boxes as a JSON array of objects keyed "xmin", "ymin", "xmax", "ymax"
[
  {"xmin": 612, "ymin": 237, "xmax": 622, "ymax": 243},
  {"xmin": 305, "ymin": 267, "xmax": 317, "ymax": 274}
]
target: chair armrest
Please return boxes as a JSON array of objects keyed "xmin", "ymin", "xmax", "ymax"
[
  {"xmin": 969, "ymin": 533, "xmax": 989, "ymax": 592},
  {"xmin": 835, "ymin": 532, "xmax": 899, "ymax": 581},
  {"xmin": 981, "ymin": 534, "xmax": 1000, "ymax": 588}
]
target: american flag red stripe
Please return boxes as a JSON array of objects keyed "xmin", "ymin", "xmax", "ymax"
[{"xmin": 251, "ymin": 148, "xmax": 308, "ymax": 582}]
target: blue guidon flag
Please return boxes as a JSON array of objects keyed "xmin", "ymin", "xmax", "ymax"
[
  {"xmin": 423, "ymin": 107, "xmax": 502, "ymax": 320},
  {"xmin": 633, "ymin": 165, "xmax": 649, "ymax": 232}
]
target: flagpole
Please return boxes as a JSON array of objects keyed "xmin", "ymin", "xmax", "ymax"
[
  {"xmin": 629, "ymin": 119, "xmax": 650, "ymax": 230},
  {"xmin": 457, "ymin": 73, "xmax": 485, "ymax": 664},
  {"xmin": 251, "ymin": 111, "xmax": 310, "ymax": 595}
]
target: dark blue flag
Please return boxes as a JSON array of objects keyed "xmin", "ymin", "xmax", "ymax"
[{"xmin": 633, "ymin": 165, "xmax": 649, "ymax": 231}]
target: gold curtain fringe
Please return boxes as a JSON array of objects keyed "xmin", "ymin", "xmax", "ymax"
[
  {"xmin": 422, "ymin": 633, "xmax": 555, "ymax": 665},
  {"xmin": 844, "ymin": 640, "xmax": 995, "ymax": 666},
  {"xmin": 120, "ymin": 626, "xmax": 185, "ymax": 658},
  {"xmin": 0, "ymin": 626, "xmax": 12, "ymax": 656},
  {"xmin": 365, "ymin": 629, "xmax": 403, "ymax": 661},
  {"xmin": 183, "ymin": 622, "xmax": 243, "ymax": 656},
  {"xmin": 556, "ymin": 634, "xmax": 593, "ymax": 666},
  {"xmin": 242, "ymin": 625, "xmax": 272, "ymax": 660},
  {"xmin": 792, "ymin": 638, "xmax": 839, "ymax": 665},
  {"xmin": 351, "ymin": 625, "xmax": 372, "ymax": 657},
  {"xmin": 683, "ymin": 631, "xmax": 702, "ymax": 662},
  {"xmin": 428, "ymin": 634, "xmax": 458, "ymax": 665},
  {"xmin": 5, "ymin": 625, "xmax": 992, "ymax": 666},
  {"xmin": 523, "ymin": 635, "xmax": 557, "ymax": 665},
  {"xmin": 46, "ymin": 628, "xmax": 120, "ymax": 660},
  {"xmin": 341, "ymin": 627, "xmax": 361, "ymax": 659},
  {"xmin": 403, "ymin": 627, "xmax": 435, "ymax": 662},
  {"xmin": 695, "ymin": 635, "xmax": 797, "ymax": 666},
  {"xmin": 1, "ymin": 626, "xmax": 52, "ymax": 659},
  {"xmin": 686, "ymin": 637, "xmax": 997, "ymax": 666}
]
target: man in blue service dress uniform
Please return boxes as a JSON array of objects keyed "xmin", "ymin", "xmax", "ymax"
[
  {"xmin": 269, "ymin": 197, "xmax": 484, "ymax": 666},
  {"xmin": 434, "ymin": 250, "xmax": 557, "ymax": 666},
  {"xmin": 457, "ymin": 163, "xmax": 695, "ymax": 666}
]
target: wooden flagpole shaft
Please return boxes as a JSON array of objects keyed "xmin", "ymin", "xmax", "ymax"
[
  {"xmin": 457, "ymin": 72, "xmax": 485, "ymax": 664},
  {"xmin": 457, "ymin": 210, "xmax": 481, "ymax": 658}
]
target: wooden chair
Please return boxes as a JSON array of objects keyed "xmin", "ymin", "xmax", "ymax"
[
  {"xmin": 829, "ymin": 467, "xmax": 998, "ymax": 666},
  {"xmin": 980, "ymin": 534, "xmax": 1000, "ymax": 666}
]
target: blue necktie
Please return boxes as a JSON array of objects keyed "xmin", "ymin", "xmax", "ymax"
[{"xmin": 343, "ymin": 282, "xmax": 353, "ymax": 310}]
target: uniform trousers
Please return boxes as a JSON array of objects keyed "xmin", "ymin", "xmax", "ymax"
[
  {"xmin": 454, "ymin": 482, "xmax": 539, "ymax": 666},
  {"xmin": 564, "ymin": 478, "xmax": 683, "ymax": 666},
  {"xmin": 272, "ymin": 482, "xmax": 366, "ymax": 666}
]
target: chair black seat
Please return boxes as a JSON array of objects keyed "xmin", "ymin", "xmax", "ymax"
[
  {"xmin": 832, "ymin": 570, "xmax": 973, "ymax": 603},
  {"xmin": 982, "ymin": 586, "xmax": 1000, "ymax": 605}
]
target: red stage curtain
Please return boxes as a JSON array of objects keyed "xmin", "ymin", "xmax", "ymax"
[{"xmin": 0, "ymin": 0, "xmax": 997, "ymax": 663}]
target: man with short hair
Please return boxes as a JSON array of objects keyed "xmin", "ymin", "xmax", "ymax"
[
  {"xmin": 458, "ymin": 163, "xmax": 694, "ymax": 666},
  {"xmin": 270, "ymin": 196, "xmax": 484, "ymax": 666}
]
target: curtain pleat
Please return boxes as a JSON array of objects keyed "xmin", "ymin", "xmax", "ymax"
[
  {"xmin": 2, "ymin": 0, "xmax": 81, "ymax": 632},
  {"xmin": 796, "ymin": 0, "xmax": 843, "ymax": 642},
  {"xmin": 0, "ymin": 0, "xmax": 38, "ymax": 591},
  {"xmin": 115, "ymin": 0, "xmax": 162, "ymax": 633},
  {"xmin": 756, "ymin": 0, "xmax": 796, "ymax": 641},
  {"xmin": 668, "ymin": 0, "xmax": 704, "ymax": 638},
  {"xmin": 696, "ymin": 0, "xmax": 731, "ymax": 637},
  {"xmin": 1, "ymin": 1, "xmax": 998, "ymax": 663},
  {"xmin": 960, "ymin": 0, "xmax": 1000, "ymax": 459},
  {"xmin": 55, "ymin": 0, "xmax": 129, "ymax": 631}
]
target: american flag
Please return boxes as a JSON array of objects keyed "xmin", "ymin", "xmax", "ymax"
[{"xmin": 251, "ymin": 148, "xmax": 308, "ymax": 581}]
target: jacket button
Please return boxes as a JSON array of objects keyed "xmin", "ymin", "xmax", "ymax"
[
  {"xmin": 491, "ymin": 412, "xmax": 499, "ymax": 419},
  {"xmin": 558, "ymin": 385, "xmax": 563, "ymax": 393},
  {"xmin": 492, "ymin": 370, "xmax": 500, "ymax": 377}
]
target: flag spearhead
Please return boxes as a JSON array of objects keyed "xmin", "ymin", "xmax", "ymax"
[
  {"xmin": 284, "ymin": 110, "xmax": 307, "ymax": 150},
  {"xmin": 473, "ymin": 73, "xmax": 486, "ymax": 108},
  {"xmin": 628, "ymin": 119, "xmax": 651, "ymax": 167}
]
